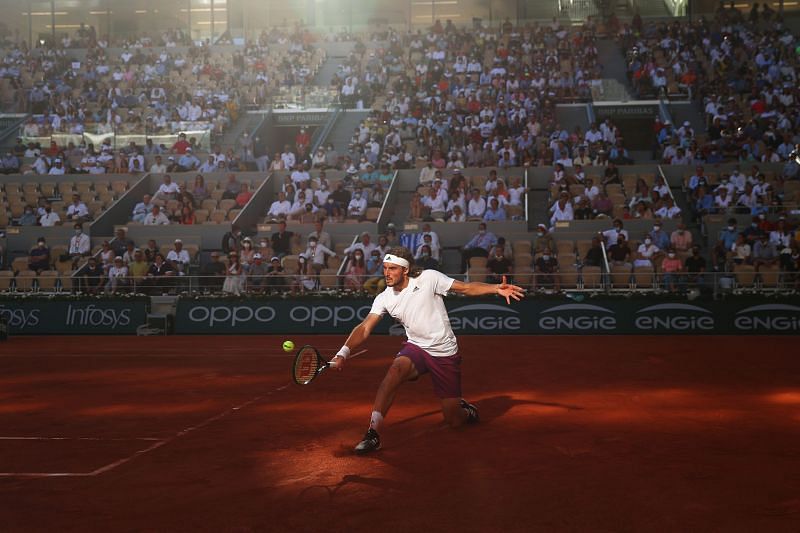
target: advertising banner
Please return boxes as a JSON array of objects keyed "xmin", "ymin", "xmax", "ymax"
[
  {"xmin": 175, "ymin": 297, "xmax": 800, "ymax": 335},
  {"xmin": 0, "ymin": 299, "xmax": 148, "ymax": 335}
]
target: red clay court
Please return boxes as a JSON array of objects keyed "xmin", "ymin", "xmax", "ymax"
[{"xmin": 1, "ymin": 335, "xmax": 799, "ymax": 532}]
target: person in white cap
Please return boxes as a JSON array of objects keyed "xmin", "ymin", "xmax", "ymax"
[
  {"xmin": 332, "ymin": 246, "xmax": 525, "ymax": 454},
  {"xmin": 166, "ymin": 239, "xmax": 190, "ymax": 274},
  {"xmin": 48, "ymin": 158, "xmax": 66, "ymax": 175}
]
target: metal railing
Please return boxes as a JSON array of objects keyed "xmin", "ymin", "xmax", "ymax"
[{"xmin": 2, "ymin": 269, "xmax": 797, "ymax": 296}]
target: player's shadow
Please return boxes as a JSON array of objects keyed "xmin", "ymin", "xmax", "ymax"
[
  {"xmin": 297, "ymin": 474, "xmax": 403, "ymax": 502},
  {"xmin": 475, "ymin": 394, "xmax": 583, "ymax": 423},
  {"xmin": 386, "ymin": 394, "xmax": 583, "ymax": 427}
]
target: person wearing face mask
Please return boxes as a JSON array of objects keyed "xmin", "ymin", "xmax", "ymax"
[
  {"xmin": 602, "ymin": 219, "xmax": 629, "ymax": 246},
  {"xmin": 660, "ymin": 247, "xmax": 684, "ymax": 292},
  {"xmin": 304, "ymin": 236, "xmax": 337, "ymax": 275},
  {"xmin": 307, "ymin": 220, "xmax": 332, "ymax": 251},
  {"xmin": 460, "ymin": 222, "xmax": 497, "ymax": 273},
  {"xmin": 670, "ymin": 223, "xmax": 693, "ymax": 253},
  {"xmin": 533, "ymin": 224, "xmax": 554, "ymax": 254},
  {"xmin": 416, "ymin": 244, "xmax": 441, "ymax": 271},
  {"xmin": 347, "ymin": 188, "xmax": 368, "ymax": 219},
  {"xmin": 19, "ymin": 205, "xmax": 37, "ymax": 226},
  {"xmin": 68, "ymin": 223, "xmax": 91, "ymax": 266},
  {"xmin": 534, "ymin": 248, "xmax": 560, "ymax": 292},
  {"xmin": 314, "ymin": 181, "xmax": 331, "ymax": 206},
  {"xmin": 39, "ymin": 202, "xmax": 61, "ymax": 227},
  {"xmin": 344, "ymin": 250, "xmax": 367, "ymax": 289},
  {"xmin": 649, "ymin": 221, "xmax": 670, "ymax": 251},
  {"xmin": 742, "ymin": 215, "xmax": 766, "ymax": 244},
  {"xmin": 487, "ymin": 245, "xmax": 512, "ymax": 284},
  {"xmin": 635, "ymin": 234, "xmax": 659, "ymax": 268},
  {"xmin": 685, "ymin": 246, "xmax": 707, "ymax": 290},
  {"xmin": 28, "ymin": 238, "xmax": 51, "ymax": 273}
]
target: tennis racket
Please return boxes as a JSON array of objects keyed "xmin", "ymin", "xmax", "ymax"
[{"xmin": 292, "ymin": 344, "xmax": 367, "ymax": 385}]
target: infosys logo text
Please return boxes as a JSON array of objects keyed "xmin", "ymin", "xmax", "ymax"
[
  {"xmin": 539, "ymin": 304, "xmax": 616, "ymax": 331},
  {"xmin": 0, "ymin": 306, "xmax": 40, "ymax": 329}
]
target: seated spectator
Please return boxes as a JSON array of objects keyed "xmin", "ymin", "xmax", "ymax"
[
  {"xmin": 685, "ymin": 246, "xmax": 707, "ymax": 290},
  {"xmin": 487, "ymin": 245, "xmax": 512, "ymax": 284},
  {"xmin": 731, "ymin": 234, "xmax": 752, "ymax": 266},
  {"xmin": 534, "ymin": 224, "xmax": 554, "ymax": 254},
  {"xmin": 466, "ymin": 189, "xmax": 487, "ymax": 220},
  {"xmin": 608, "ymin": 234, "xmax": 632, "ymax": 269},
  {"xmin": 534, "ymin": 249, "xmax": 560, "ymax": 291},
  {"xmin": 239, "ymin": 238, "xmax": 256, "ymax": 270},
  {"xmin": 460, "ymin": 222, "xmax": 497, "ymax": 273},
  {"xmin": 39, "ymin": 203, "xmax": 60, "ymax": 227},
  {"xmin": 128, "ymin": 250, "xmax": 150, "ymax": 290},
  {"xmin": 347, "ymin": 188, "xmax": 367, "ymax": 219},
  {"xmin": 266, "ymin": 256, "xmax": 286, "ymax": 292},
  {"xmin": 574, "ymin": 197, "xmax": 593, "ymax": 220},
  {"xmin": 192, "ymin": 175, "xmax": 209, "ymax": 204},
  {"xmin": 68, "ymin": 223, "xmax": 91, "ymax": 265},
  {"xmin": 267, "ymin": 192, "xmax": 292, "ymax": 220},
  {"xmin": 83, "ymin": 256, "xmax": 105, "ymax": 295},
  {"xmin": 634, "ymin": 235, "xmax": 659, "ymax": 268},
  {"xmin": 484, "ymin": 198, "xmax": 507, "ymax": 222},
  {"xmin": 132, "ymin": 194, "xmax": 155, "ymax": 223},
  {"xmin": 649, "ymin": 221, "xmax": 670, "ymax": 251},
  {"xmin": 28, "ymin": 238, "xmax": 50, "ymax": 273},
  {"xmin": 583, "ymin": 236, "xmax": 604, "ymax": 267},
  {"xmin": 99, "ymin": 241, "xmax": 115, "ymax": 272},
  {"xmin": 449, "ymin": 204, "xmax": 466, "ymax": 222},
  {"xmin": 180, "ymin": 205, "xmax": 196, "ymax": 225},
  {"xmin": 416, "ymin": 245, "xmax": 440, "ymax": 271},
  {"xmin": 167, "ymin": 239, "xmax": 191, "ymax": 275},
  {"xmin": 655, "ymin": 196, "xmax": 681, "ymax": 219},
  {"xmin": 291, "ymin": 255, "xmax": 317, "ymax": 293},
  {"xmin": 143, "ymin": 253, "xmax": 176, "ymax": 294},
  {"xmin": 19, "ymin": 206, "xmax": 37, "ymax": 226},
  {"xmin": 344, "ymin": 250, "xmax": 366, "ymax": 290},
  {"xmin": 112, "ymin": 228, "xmax": 134, "ymax": 258},
  {"xmin": 66, "ymin": 194, "xmax": 89, "ymax": 223},
  {"xmin": 549, "ymin": 191, "xmax": 574, "ymax": 226},
  {"xmin": 178, "ymin": 148, "xmax": 200, "ymax": 172},
  {"xmin": 150, "ymin": 155, "xmax": 167, "ymax": 174},
  {"xmin": 222, "ymin": 252, "xmax": 245, "ymax": 295},
  {"xmin": 200, "ymin": 251, "xmax": 226, "ymax": 291},
  {"xmin": 271, "ymin": 221, "xmax": 293, "ymax": 258},
  {"xmin": 199, "ymin": 155, "xmax": 218, "ymax": 174},
  {"xmin": 304, "ymin": 236, "xmax": 336, "ymax": 275},
  {"xmin": 752, "ymin": 234, "xmax": 778, "ymax": 271},
  {"xmin": 144, "ymin": 205, "xmax": 170, "ymax": 225},
  {"xmin": 143, "ymin": 239, "xmax": 160, "ymax": 263},
  {"xmin": 222, "ymin": 174, "xmax": 241, "ymax": 200},
  {"xmin": 236, "ymin": 183, "xmax": 253, "ymax": 208},
  {"xmin": 592, "ymin": 191, "xmax": 613, "ymax": 218},
  {"xmin": 345, "ymin": 232, "xmax": 377, "ymax": 257},
  {"xmin": 154, "ymin": 175, "xmax": 179, "ymax": 202},
  {"xmin": 671, "ymin": 224, "xmax": 693, "ymax": 253},
  {"xmin": 105, "ymin": 257, "xmax": 129, "ymax": 294},
  {"xmin": 247, "ymin": 254, "xmax": 269, "ymax": 293},
  {"xmin": 363, "ymin": 249, "xmax": 386, "ymax": 294},
  {"xmin": 661, "ymin": 248, "xmax": 683, "ymax": 292}
]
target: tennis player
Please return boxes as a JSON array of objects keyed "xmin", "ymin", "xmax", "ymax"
[{"xmin": 333, "ymin": 246, "xmax": 525, "ymax": 454}]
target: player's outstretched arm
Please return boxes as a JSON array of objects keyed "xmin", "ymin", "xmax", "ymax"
[
  {"xmin": 333, "ymin": 313, "xmax": 382, "ymax": 370},
  {"xmin": 450, "ymin": 275, "xmax": 525, "ymax": 305}
]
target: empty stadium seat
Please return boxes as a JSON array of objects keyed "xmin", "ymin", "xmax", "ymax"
[
  {"xmin": 611, "ymin": 265, "xmax": 631, "ymax": 289},
  {"xmin": 581, "ymin": 266, "xmax": 602, "ymax": 289},
  {"xmin": 15, "ymin": 270, "xmax": 37, "ymax": 292},
  {"xmin": 734, "ymin": 264, "xmax": 756, "ymax": 288},
  {"xmin": 37, "ymin": 271, "xmax": 59, "ymax": 292}
]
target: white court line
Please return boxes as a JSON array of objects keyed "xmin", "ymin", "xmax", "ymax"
[{"xmin": 0, "ymin": 383, "xmax": 292, "ymax": 478}]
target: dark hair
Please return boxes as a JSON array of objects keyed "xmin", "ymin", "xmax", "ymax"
[{"xmin": 387, "ymin": 246, "xmax": 422, "ymax": 278}]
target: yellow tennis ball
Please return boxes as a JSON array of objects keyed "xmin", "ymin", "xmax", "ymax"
[{"xmin": 282, "ymin": 340, "xmax": 295, "ymax": 352}]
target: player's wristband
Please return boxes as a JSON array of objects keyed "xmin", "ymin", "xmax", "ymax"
[{"xmin": 336, "ymin": 346, "xmax": 351, "ymax": 360}]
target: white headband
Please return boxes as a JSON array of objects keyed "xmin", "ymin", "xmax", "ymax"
[{"xmin": 383, "ymin": 254, "xmax": 410, "ymax": 269}]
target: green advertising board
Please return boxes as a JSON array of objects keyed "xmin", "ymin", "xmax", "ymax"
[
  {"xmin": 0, "ymin": 298, "xmax": 149, "ymax": 335},
  {"xmin": 175, "ymin": 296, "xmax": 800, "ymax": 335}
]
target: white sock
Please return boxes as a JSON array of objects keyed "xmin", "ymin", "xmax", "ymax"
[{"xmin": 369, "ymin": 410, "xmax": 383, "ymax": 432}]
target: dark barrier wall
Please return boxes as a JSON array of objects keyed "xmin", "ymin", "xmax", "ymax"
[
  {"xmin": 175, "ymin": 297, "xmax": 800, "ymax": 335},
  {"xmin": 0, "ymin": 298, "xmax": 148, "ymax": 335}
]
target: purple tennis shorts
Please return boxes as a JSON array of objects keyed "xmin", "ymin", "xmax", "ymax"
[{"xmin": 397, "ymin": 342, "xmax": 462, "ymax": 399}]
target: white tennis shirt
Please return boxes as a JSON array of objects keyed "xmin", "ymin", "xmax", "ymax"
[{"xmin": 369, "ymin": 269, "xmax": 458, "ymax": 358}]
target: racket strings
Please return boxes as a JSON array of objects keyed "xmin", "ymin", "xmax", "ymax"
[{"xmin": 293, "ymin": 348, "xmax": 319, "ymax": 384}]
